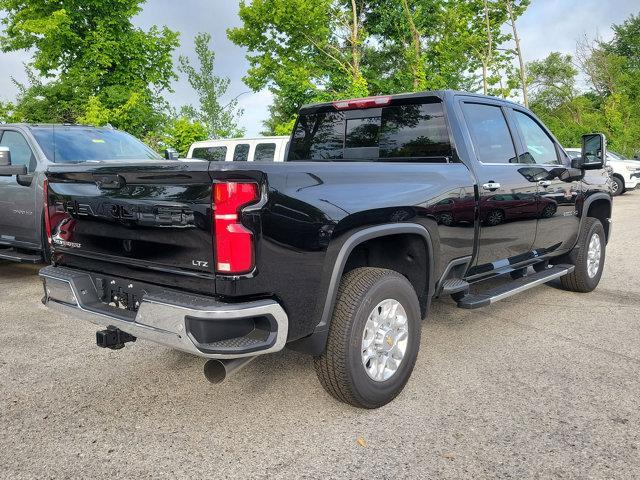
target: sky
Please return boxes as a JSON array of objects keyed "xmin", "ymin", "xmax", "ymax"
[{"xmin": 1, "ymin": 0, "xmax": 639, "ymax": 136}]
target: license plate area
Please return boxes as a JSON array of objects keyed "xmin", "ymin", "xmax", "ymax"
[{"xmin": 95, "ymin": 276, "xmax": 146, "ymax": 313}]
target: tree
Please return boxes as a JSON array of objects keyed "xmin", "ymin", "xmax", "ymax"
[
  {"xmin": 527, "ymin": 52, "xmax": 578, "ymax": 109},
  {"xmin": 163, "ymin": 117, "xmax": 209, "ymax": 157},
  {"xmin": 366, "ymin": 0, "xmax": 475, "ymax": 93},
  {"xmin": 179, "ymin": 33, "xmax": 245, "ymax": 139},
  {"xmin": 607, "ymin": 13, "xmax": 640, "ymax": 69},
  {"xmin": 459, "ymin": 0, "xmax": 513, "ymax": 95},
  {"xmin": 228, "ymin": 0, "xmax": 371, "ymax": 134},
  {"xmin": 0, "ymin": 0, "xmax": 179, "ymax": 138},
  {"xmin": 504, "ymin": 0, "xmax": 530, "ymax": 106}
]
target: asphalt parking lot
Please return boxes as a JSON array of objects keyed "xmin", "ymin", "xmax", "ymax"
[{"xmin": 1, "ymin": 193, "xmax": 639, "ymax": 480}]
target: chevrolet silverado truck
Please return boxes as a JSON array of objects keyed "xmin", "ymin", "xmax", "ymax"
[
  {"xmin": 0, "ymin": 124, "xmax": 169, "ymax": 264},
  {"xmin": 39, "ymin": 91, "xmax": 612, "ymax": 408}
]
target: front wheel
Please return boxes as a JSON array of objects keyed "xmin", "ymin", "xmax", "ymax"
[
  {"xmin": 560, "ymin": 217, "xmax": 606, "ymax": 293},
  {"xmin": 314, "ymin": 267, "xmax": 421, "ymax": 409}
]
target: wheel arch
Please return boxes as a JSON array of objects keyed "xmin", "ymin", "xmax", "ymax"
[
  {"xmin": 288, "ymin": 223, "xmax": 435, "ymax": 355},
  {"xmin": 581, "ymin": 193, "xmax": 612, "ymax": 243}
]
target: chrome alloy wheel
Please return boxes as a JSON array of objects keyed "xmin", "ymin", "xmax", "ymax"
[
  {"xmin": 611, "ymin": 178, "xmax": 620, "ymax": 194},
  {"xmin": 587, "ymin": 232, "xmax": 602, "ymax": 278},
  {"xmin": 361, "ymin": 299, "xmax": 409, "ymax": 382}
]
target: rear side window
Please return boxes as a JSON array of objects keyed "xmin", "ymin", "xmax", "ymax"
[
  {"xmin": 512, "ymin": 110, "xmax": 560, "ymax": 165},
  {"xmin": 290, "ymin": 112, "xmax": 345, "ymax": 160},
  {"xmin": 462, "ymin": 103, "xmax": 517, "ymax": 164},
  {"xmin": 254, "ymin": 143, "xmax": 276, "ymax": 161},
  {"xmin": 233, "ymin": 144, "xmax": 250, "ymax": 162},
  {"xmin": 192, "ymin": 146, "xmax": 227, "ymax": 161},
  {"xmin": 288, "ymin": 99, "xmax": 452, "ymax": 162}
]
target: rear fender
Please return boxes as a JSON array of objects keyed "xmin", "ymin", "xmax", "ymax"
[{"xmin": 288, "ymin": 223, "xmax": 435, "ymax": 355}]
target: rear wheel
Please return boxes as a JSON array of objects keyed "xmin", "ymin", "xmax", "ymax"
[
  {"xmin": 560, "ymin": 217, "xmax": 606, "ymax": 293},
  {"xmin": 314, "ymin": 267, "xmax": 421, "ymax": 409}
]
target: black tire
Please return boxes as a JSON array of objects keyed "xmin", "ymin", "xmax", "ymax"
[
  {"xmin": 611, "ymin": 175, "xmax": 624, "ymax": 196},
  {"xmin": 314, "ymin": 267, "xmax": 421, "ymax": 409},
  {"xmin": 541, "ymin": 203, "xmax": 557, "ymax": 219},
  {"xmin": 438, "ymin": 213, "xmax": 454, "ymax": 226},
  {"xmin": 485, "ymin": 209, "xmax": 504, "ymax": 226},
  {"xmin": 560, "ymin": 217, "xmax": 606, "ymax": 293}
]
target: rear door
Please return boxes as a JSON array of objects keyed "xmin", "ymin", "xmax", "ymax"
[
  {"xmin": 508, "ymin": 108, "xmax": 581, "ymax": 256},
  {"xmin": 458, "ymin": 100, "xmax": 539, "ymax": 272},
  {"xmin": 0, "ymin": 129, "xmax": 39, "ymax": 247}
]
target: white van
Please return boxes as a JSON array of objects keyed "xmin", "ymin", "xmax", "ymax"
[{"xmin": 187, "ymin": 136, "xmax": 290, "ymax": 162}]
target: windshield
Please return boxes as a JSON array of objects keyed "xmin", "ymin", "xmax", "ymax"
[
  {"xmin": 30, "ymin": 126, "xmax": 161, "ymax": 163},
  {"xmin": 607, "ymin": 151, "xmax": 629, "ymax": 161}
]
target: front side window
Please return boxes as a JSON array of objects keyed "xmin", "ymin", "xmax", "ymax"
[
  {"xmin": 288, "ymin": 99, "xmax": 452, "ymax": 162},
  {"xmin": 462, "ymin": 103, "xmax": 517, "ymax": 164},
  {"xmin": 233, "ymin": 144, "xmax": 250, "ymax": 162},
  {"xmin": 512, "ymin": 110, "xmax": 560, "ymax": 165},
  {"xmin": 193, "ymin": 146, "xmax": 227, "ymax": 161},
  {"xmin": 254, "ymin": 143, "xmax": 276, "ymax": 161},
  {"xmin": 0, "ymin": 130, "xmax": 35, "ymax": 170}
]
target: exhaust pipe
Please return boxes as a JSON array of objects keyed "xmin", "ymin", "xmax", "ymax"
[{"xmin": 203, "ymin": 357, "xmax": 256, "ymax": 384}]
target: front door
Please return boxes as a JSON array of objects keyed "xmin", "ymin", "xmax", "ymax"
[
  {"xmin": 459, "ymin": 101, "xmax": 539, "ymax": 272},
  {"xmin": 508, "ymin": 109, "xmax": 581, "ymax": 256},
  {"xmin": 0, "ymin": 130, "xmax": 39, "ymax": 247}
]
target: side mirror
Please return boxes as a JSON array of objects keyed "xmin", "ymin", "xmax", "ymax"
[
  {"xmin": 0, "ymin": 147, "xmax": 27, "ymax": 176},
  {"xmin": 572, "ymin": 133, "xmax": 606, "ymax": 170},
  {"xmin": 164, "ymin": 148, "xmax": 179, "ymax": 160}
]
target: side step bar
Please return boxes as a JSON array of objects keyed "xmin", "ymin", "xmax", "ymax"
[
  {"xmin": 0, "ymin": 248, "xmax": 42, "ymax": 264},
  {"xmin": 456, "ymin": 264, "xmax": 575, "ymax": 309}
]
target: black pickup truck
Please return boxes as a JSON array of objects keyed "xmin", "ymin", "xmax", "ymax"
[{"xmin": 40, "ymin": 91, "xmax": 612, "ymax": 408}]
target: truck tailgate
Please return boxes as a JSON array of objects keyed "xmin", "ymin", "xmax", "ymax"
[{"xmin": 46, "ymin": 161, "xmax": 216, "ymax": 286}]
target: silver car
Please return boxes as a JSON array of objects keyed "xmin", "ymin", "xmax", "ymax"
[{"xmin": 0, "ymin": 124, "xmax": 163, "ymax": 263}]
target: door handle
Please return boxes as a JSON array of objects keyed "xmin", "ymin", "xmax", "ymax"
[
  {"xmin": 482, "ymin": 182, "xmax": 501, "ymax": 191},
  {"xmin": 538, "ymin": 180, "xmax": 552, "ymax": 187}
]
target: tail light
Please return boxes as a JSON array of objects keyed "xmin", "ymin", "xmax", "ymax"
[
  {"xmin": 43, "ymin": 179, "xmax": 52, "ymax": 245},
  {"xmin": 213, "ymin": 182, "xmax": 259, "ymax": 274},
  {"xmin": 332, "ymin": 95, "xmax": 392, "ymax": 110}
]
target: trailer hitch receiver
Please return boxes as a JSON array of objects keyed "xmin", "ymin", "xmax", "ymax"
[{"xmin": 96, "ymin": 327, "xmax": 136, "ymax": 350}]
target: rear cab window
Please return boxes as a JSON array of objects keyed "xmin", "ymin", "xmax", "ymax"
[{"xmin": 288, "ymin": 97, "xmax": 452, "ymax": 162}]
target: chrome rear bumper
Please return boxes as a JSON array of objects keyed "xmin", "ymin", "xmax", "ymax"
[{"xmin": 39, "ymin": 266, "xmax": 288, "ymax": 359}]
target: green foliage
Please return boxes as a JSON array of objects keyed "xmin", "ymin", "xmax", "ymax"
[
  {"xmin": 0, "ymin": 0, "xmax": 179, "ymax": 138},
  {"xmin": 228, "ymin": 0, "xmax": 372, "ymax": 134},
  {"xmin": 179, "ymin": 33, "xmax": 245, "ymax": 139},
  {"xmin": 162, "ymin": 117, "xmax": 209, "ymax": 157},
  {"xmin": 528, "ymin": 13, "xmax": 640, "ymax": 158},
  {"xmin": 229, "ymin": 0, "xmax": 526, "ymax": 134}
]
